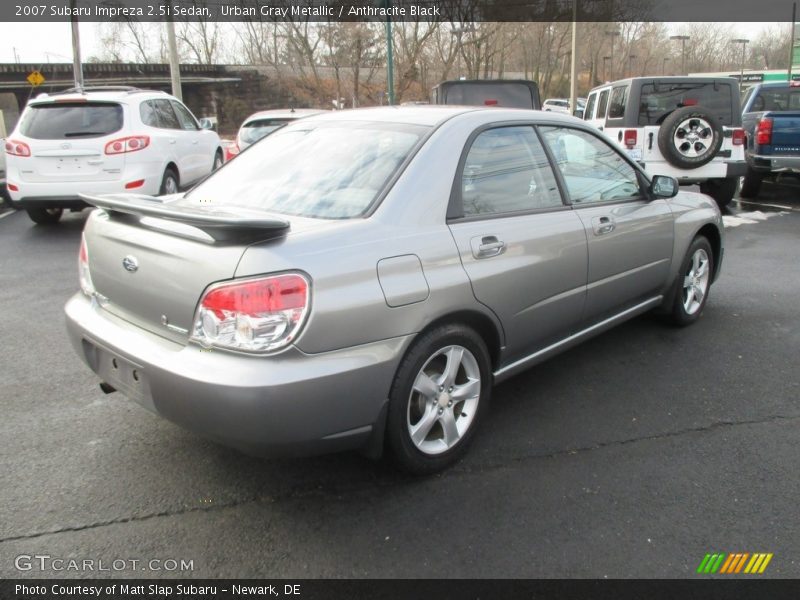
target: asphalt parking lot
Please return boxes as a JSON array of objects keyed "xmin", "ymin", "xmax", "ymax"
[{"xmin": 1, "ymin": 185, "xmax": 799, "ymax": 579}]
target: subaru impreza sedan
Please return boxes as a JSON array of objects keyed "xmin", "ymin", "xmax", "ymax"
[{"xmin": 65, "ymin": 106, "xmax": 723, "ymax": 474}]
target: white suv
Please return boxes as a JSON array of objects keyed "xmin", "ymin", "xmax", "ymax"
[
  {"xmin": 583, "ymin": 77, "xmax": 746, "ymax": 207},
  {"xmin": 4, "ymin": 87, "xmax": 223, "ymax": 224}
]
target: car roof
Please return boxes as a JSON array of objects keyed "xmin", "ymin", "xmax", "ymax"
[
  {"xmin": 30, "ymin": 88, "xmax": 169, "ymax": 105},
  {"xmin": 589, "ymin": 76, "xmax": 739, "ymax": 94},
  {"xmin": 290, "ymin": 105, "xmax": 588, "ymax": 129}
]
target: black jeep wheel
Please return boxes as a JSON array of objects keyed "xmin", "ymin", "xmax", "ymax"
[
  {"xmin": 739, "ymin": 166, "xmax": 764, "ymax": 198},
  {"xmin": 658, "ymin": 106, "xmax": 723, "ymax": 169}
]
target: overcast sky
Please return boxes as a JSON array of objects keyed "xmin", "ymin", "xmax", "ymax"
[{"xmin": 0, "ymin": 21, "xmax": 787, "ymax": 64}]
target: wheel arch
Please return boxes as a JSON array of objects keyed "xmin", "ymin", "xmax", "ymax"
[
  {"xmin": 411, "ymin": 309, "xmax": 504, "ymax": 372},
  {"xmin": 696, "ymin": 223, "xmax": 722, "ymax": 279}
]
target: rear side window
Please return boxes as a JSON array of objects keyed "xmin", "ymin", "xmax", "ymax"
[
  {"xmin": 597, "ymin": 90, "xmax": 610, "ymax": 120},
  {"xmin": 461, "ymin": 126, "xmax": 563, "ymax": 216},
  {"xmin": 442, "ymin": 83, "xmax": 537, "ymax": 108},
  {"xmin": 638, "ymin": 82, "xmax": 734, "ymax": 125},
  {"xmin": 583, "ymin": 94, "xmax": 597, "ymax": 120},
  {"xmin": 20, "ymin": 102, "xmax": 123, "ymax": 139},
  {"xmin": 608, "ymin": 86, "xmax": 628, "ymax": 119},
  {"xmin": 751, "ymin": 88, "xmax": 800, "ymax": 112}
]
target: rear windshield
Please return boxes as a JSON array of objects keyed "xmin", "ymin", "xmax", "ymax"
[
  {"xmin": 750, "ymin": 87, "xmax": 800, "ymax": 112},
  {"xmin": 187, "ymin": 122, "xmax": 427, "ymax": 219},
  {"xmin": 441, "ymin": 83, "xmax": 536, "ymax": 109},
  {"xmin": 239, "ymin": 118, "xmax": 293, "ymax": 144},
  {"xmin": 638, "ymin": 83, "xmax": 733, "ymax": 126},
  {"xmin": 20, "ymin": 102, "xmax": 123, "ymax": 139}
]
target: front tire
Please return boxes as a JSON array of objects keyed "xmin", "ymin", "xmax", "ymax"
[
  {"xmin": 699, "ymin": 177, "xmax": 737, "ymax": 208},
  {"xmin": 212, "ymin": 150, "xmax": 224, "ymax": 171},
  {"xmin": 26, "ymin": 207, "xmax": 63, "ymax": 224},
  {"xmin": 386, "ymin": 324, "xmax": 492, "ymax": 475},
  {"xmin": 669, "ymin": 236, "xmax": 714, "ymax": 326}
]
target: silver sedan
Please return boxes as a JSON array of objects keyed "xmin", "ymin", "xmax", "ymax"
[{"xmin": 65, "ymin": 106, "xmax": 723, "ymax": 473}]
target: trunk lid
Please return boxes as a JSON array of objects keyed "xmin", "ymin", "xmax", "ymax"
[{"xmin": 82, "ymin": 194, "xmax": 293, "ymax": 344}]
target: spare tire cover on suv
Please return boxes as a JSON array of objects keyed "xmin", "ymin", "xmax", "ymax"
[{"xmin": 657, "ymin": 106, "xmax": 723, "ymax": 169}]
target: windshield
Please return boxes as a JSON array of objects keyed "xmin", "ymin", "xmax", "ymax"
[
  {"xmin": 239, "ymin": 118, "xmax": 294, "ymax": 144},
  {"xmin": 20, "ymin": 102, "xmax": 123, "ymax": 139},
  {"xmin": 188, "ymin": 121, "xmax": 427, "ymax": 219}
]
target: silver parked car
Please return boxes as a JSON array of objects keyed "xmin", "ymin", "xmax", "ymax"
[{"xmin": 66, "ymin": 106, "xmax": 723, "ymax": 473}]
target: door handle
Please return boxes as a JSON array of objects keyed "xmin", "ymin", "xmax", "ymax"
[
  {"xmin": 592, "ymin": 216, "xmax": 616, "ymax": 236},
  {"xmin": 472, "ymin": 235, "xmax": 506, "ymax": 259}
]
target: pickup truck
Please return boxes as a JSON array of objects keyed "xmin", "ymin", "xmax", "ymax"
[{"xmin": 739, "ymin": 81, "xmax": 800, "ymax": 197}]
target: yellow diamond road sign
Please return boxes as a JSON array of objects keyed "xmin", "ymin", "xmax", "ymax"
[{"xmin": 27, "ymin": 71, "xmax": 45, "ymax": 87}]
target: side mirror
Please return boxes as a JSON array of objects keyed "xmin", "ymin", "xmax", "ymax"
[
  {"xmin": 198, "ymin": 118, "xmax": 215, "ymax": 131},
  {"xmin": 573, "ymin": 109, "xmax": 584, "ymax": 119},
  {"xmin": 650, "ymin": 175, "xmax": 679, "ymax": 198}
]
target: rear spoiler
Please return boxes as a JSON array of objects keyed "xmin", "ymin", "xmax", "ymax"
[{"xmin": 80, "ymin": 193, "xmax": 290, "ymax": 243}]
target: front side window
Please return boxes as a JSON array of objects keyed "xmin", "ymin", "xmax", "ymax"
[
  {"xmin": 185, "ymin": 122, "xmax": 426, "ymax": 219},
  {"xmin": 20, "ymin": 102, "xmax": 123, "ymax": 139},
  {"xmin": 460, "ymin": 126, "xmax": 563, "ymax": 217},
  {"xmin": 171, "ymin": 101, "xmax": 199, "ymax": 130},
  {"xmin": 539, "ymin": 126, "xmax": 641, "ymax": 204}
]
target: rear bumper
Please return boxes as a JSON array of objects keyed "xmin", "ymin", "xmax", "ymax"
[
  {"xmin": 748, "ymin": 154, "xmax": 800, "ymax": 175},
  {"xmin": 11, "ymin": 196, "xmax": 89, "ymax": 210},
  {"xmin": 65, "ymin": 293, "xmax": 408, "ymax": 457},
  {"xmin": 642, "ymin": 160, "xmax": 746, "ymax": 182},
  {"xmin": 6, "ymin": 172, "xmax": 162, "ymax": 204}
]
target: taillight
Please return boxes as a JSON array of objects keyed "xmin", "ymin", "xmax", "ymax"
[
  {"xmin": 191, "ymin": 273, "xmax": 311, "ymax": 353},
  {"xmin": 484, "ymin": 99, "xmax": 499, "ymax": 106},
  {"xmin": 624, "ymin": 129, "xmax": 638, "ymax": 148},
  {"xmin": 5, "ymin": 139, "xmax": 31, "ymax": 157},
  {"xmin": 104, "ymin": 136, "xmax": 150, "ymax": 155},
  {"xmin": 756, "ymin": 117, "xmax": 773, "ymax": 146},
  {"xmin": 732, "ymin": 128, "xmax": 745, "ymax": 146},
  {"xmin": 78, "ymin": 234, "xmax": 95, "ymax": 297},
  {"xmin": 7, "ymin": 183, "xmax": 19, "ymax": 192}
]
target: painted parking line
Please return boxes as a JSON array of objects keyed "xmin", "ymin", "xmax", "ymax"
[
  {"xmin": 0, "ymin": 209, "xmax": 18, "ymax": 220},
  {"xmin": 736, "ymin": 199, "xmax": 797, "ymax": 212}
]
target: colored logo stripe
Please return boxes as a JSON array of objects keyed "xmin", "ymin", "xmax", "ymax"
[{"xmin": 697, "ymin": 553, "xmax": 773, "ymax": 574}]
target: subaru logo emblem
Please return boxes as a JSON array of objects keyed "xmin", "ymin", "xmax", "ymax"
[{"xmin": 122, "ymin": 256, "xmax": 139, "ymax": 273}]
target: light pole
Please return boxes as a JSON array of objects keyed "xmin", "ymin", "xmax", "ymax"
[
  {"xmin": 662, "ymin": 56, "xmax": 670, "ymax": 75},
  {"xmin": 731, "ymin": 38, "xmax": 750, "ymax": 82},
  {"xmin": 606, "ymin": 30, "xmax": 621, "ymax": 81},
  {"xmin": 670, "ymin": 35, "xmax": 691, "ymax": 75},
  {"xmin": 628, "ymin": 54, "xmax": 637, "ymax": 77},
  {"xmin": 384, "ymin": 0, "xmax": 394, "ymax": 105},
  {"xmin": 451, "ymin": 25, "xmax": 476, "ymax": 79}
]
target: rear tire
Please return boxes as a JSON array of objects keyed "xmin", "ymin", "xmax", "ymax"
[
  {"xmin": 699, "ymin": 177, "xmax": 737, "ymax": 208},
  {"xmin": 386, "ymin": 324, "xmax": 491, "ymax": 475},
  {"xmin": 159, "ymin": 168, "xmax": 179, "ymax": 196},
  {"xmin": 739, "ymin": 167, "xmax": 763, "ymax": 198},
  {"xmin": 26, "ymin": 207, "xmax": 63, "ymax": 224}
]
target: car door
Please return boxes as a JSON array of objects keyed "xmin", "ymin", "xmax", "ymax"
[
  {"xmin": 447, "ymin": 125, "xmax": 588, "ymax": 364},
  {"xmin": 538, "ymin": 125, "xmax": 674, "ymax": 325},
  {"xmin": 151, "ymin": 99, "xmax": 196, "ymax": 183},
  {"xmin": 170, "ymin": 100, "xmax": 212, "ymax": 182}
]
